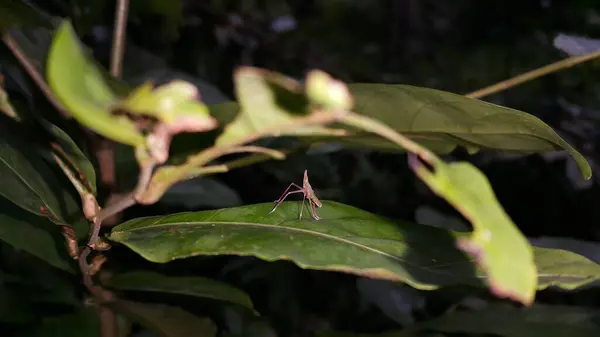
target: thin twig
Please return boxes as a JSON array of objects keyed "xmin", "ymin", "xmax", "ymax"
[
  {"xmin": 138, "ymin": 111, "xmax": 346, "ymax": 203},
  {"xmin": 1, "ymin": 34, "xmax": 70, "ymax": 118},
  {"xmin": 219, "ymin": 145, "xmax": 286, "ymax": 159},
  {"xmin": 466, "ymin": 49, "xmax": 600, "ymax": 99},
  {"xmin": 189, "ymin": 111, "xmax": 346, "ymax": 169},
  {"xmin": 78, "ymin": 162, "xmax": 154, "ymax": 296},
  {"xmin": 101, "ymin": 0, "xmax": 130, "ymax": 230},
  {"xmin": 110, "ymin": 0, "xmax": 129, "ymax": 78},
  {"xmin": 97, "ymin": 304, "xmax": 118, "ymax": 337},
  {"xmin": 184, "ymin": 146, "xmax": 288, "ymax": 178}
]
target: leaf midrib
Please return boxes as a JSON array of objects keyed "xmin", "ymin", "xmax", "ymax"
[
  {"xmin": 114, "ymin": 220, "xmax": 481, "ymax": 276},
  {"xmin": 116, "ymin": 220, "xmax": 403, "ymax": 261}
]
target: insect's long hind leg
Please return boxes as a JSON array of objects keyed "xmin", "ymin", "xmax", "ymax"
[
  {"xmin": 310, "ymin": 200, "xmax": 321, "ymax": 220},
  {"xmin": 273, "ymin": 183, "xmax": 303, "ymax": 203},
  {"xmin": 269, "ymin": 188, "xmax": 304, "ymax": 214}
]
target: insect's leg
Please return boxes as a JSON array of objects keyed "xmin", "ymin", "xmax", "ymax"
[
  {"xmin": 310, "ymin": 201, "xmax": 321, "ymax": 220},
  {"xmin": 273, "ymin": 183, "xmax": 303, "ymax": 203},
  {"xmin": 269, "ymin": 189, "xmax": 304, "ymax": 214},
  {"xmin": 299, "ymin": 192, "xmax": 307, "ymax": 220}
]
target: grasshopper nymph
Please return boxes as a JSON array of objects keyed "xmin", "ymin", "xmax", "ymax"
[{"xmin": 269, "ymin": 170, "xmax": 322, "ymax": 220}]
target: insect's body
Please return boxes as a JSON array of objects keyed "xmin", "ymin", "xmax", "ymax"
[{"xmin": 270, "ymin": 170, "xmax": 322, "ymax": 220}]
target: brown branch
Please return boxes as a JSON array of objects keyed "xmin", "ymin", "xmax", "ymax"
[
  {"xmin": 110, "ymin": 0, "xmax": 130, "ymax": 78},
  {"xmin": 1, "ymin": 34, "xmax": 70, "ymax": 118},
  {"xmin": 101, "ymin": 0, "xmax": 130, "ymax": 229}
]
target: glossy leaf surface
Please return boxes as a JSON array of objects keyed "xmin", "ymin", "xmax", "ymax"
[{"xmin": 109, "ymin": 202, "xmax": 600, "ymax": 292}]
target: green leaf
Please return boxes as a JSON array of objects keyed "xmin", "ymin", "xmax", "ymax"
[
  {"xmin": 105, "ymin": 270, "xmax": 255, "ymax": 311},
  {"xmin": 0, "ymin": 196, "xmax": 73, "ymax": 272},
  {"xmin": 409, "ymin": 156, "xmax": 536, "ymax": 305},
  {"xmin": 350, "ymin": 83, "xmax": 589, "ymax": 180},
  {"xmin": 533, "ymin": 246, "xmax": 600, "ymax": 290},
  {"xmin": 108, "ymin": 202, "xmax": 600, "ymax": 293},
  {"xmin": 0, "ymin": 79, "xmax": 20, "ymax": 120},
  {"xmin": 335, "ymin": 303, "xmax": 600, "ymax": 337},
  {"xmin": 46, "ymin": 20, "xmax": 145, "ymax": 147},
  {"xmin": 15, "ymin": 309, "xmax": 100, "ymax": 337},
  {"xmin": 0, "ymin": 116, "xmax": 79, "ymax": 223},
  {"xmin": 206, "ymin": 81, "xmax": 590, "ymax": 179},
  {"xmin": 0, "ymin": 0, "xmax": 53, "ymax": 30},
  {"xmin": 215, "ymin": 67, "xmax": 344, "ymax": 146},
  {"xmin": 423, "ymin": 303, "xmax": 600, "ymax": 337},
  {"xmin": 112, "ymin": 300, "xmax": 217, "ymax": 337},
  {"xmin": 113, "ymin": 80, "xmax": 217, "ymax": 134}
]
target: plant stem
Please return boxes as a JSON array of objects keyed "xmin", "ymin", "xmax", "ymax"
[
  {"xmin": 466, "ymin": 49, "xmax": 600, "ymax": 99},
  {"xmin": 110, "ymin": 0, "xmax": 129, "ymax": 78},
  {"xmin": 1, "ymin": 34, "xmax": 70, "ymax": 118},
  {"xmin": 139, "ymin": 110, "xmax": 343, "ymax": 203}
]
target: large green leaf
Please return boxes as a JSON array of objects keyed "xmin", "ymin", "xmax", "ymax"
[
  {"xmin": 112, "ymin": 300, "xmax": 217, "ymax": 337},
  {"xmin": 204, "ymin": 81, "xmax": 590, "ymax": 179},
  {"xmin": 105, "ymin": 270, "xmax": 255, "ymax": 311},
  {"xmin": 348, "ymin": 84, "xmax": 589, "ymax": 178},
  {"xmin": 320, "ymin": 303, "xmax": 600, "ymax": 337},
  {"xmin": 0, "ymin": 196, "xmax": 73, "ymax": 272},
  {"xmin": 108, "ymin": 202, "xmax": 600, "ymax": 293}
]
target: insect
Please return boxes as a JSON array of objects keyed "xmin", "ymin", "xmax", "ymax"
[{"xmin": 269, "ymin": 170, "xmax": 323, "ymax": 220}]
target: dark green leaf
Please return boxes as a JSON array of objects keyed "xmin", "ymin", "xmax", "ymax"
[
  {"xmin": 0, "ymin": 0, "xmax": 53, "ymax": 31},
  {"xmin": 15, "ymin": 309, "xmax": 100, "ymax": 337},
  {"xmin": 0, "ymin": 196, "xmax": 74, "ymax": 271},
  {"xmin": 105, "ymin": 270, "xmax": 255, "ymax": 311},
  {"xmin": 350, "ymin": 84, "xmax": 588, "ymax": 178},
  {"xmin": 0, "ymin": 274, "xmax": 36, "ymax": 323},
  {"xmin": 112, "ymin": 300, "xmax": 217, "ymax": 337},
  {"xmin": 1, "ymin": 246, "xmax": 80, "ymax": 306},
  {"xmin": 108, "ymin": 202, "xmax": 600, "ymax": 292},
  {"xmin": 411, "ymin": 303, "xmax": 600, "ymax": 337},
  {"xmin": 0, "ymin": 116, "xmax": 80, "ymax": 224}
]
